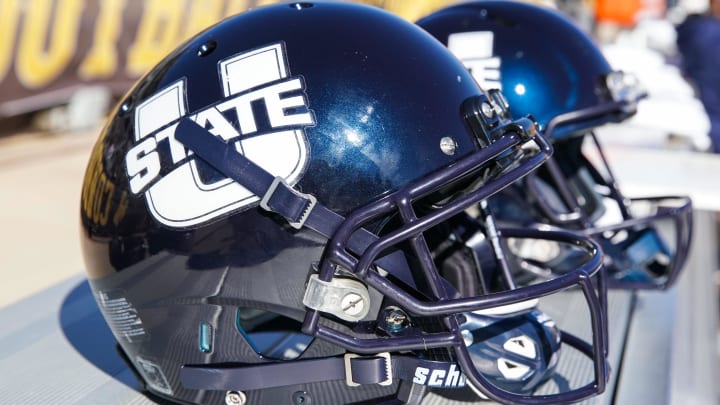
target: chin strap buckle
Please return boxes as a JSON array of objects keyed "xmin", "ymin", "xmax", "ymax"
[
  {"xmin": 260, "ymin": 176, "xmax": 317, "ymax": 229},
  {"xmin": 344, "ymin": 352, "xmax": 393, "ymax": 387}
]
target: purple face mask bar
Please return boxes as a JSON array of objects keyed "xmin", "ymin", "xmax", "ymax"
[
  {"xmin": 175, "ymin": 92, "xmax": 609, "ymax": 404},
  {"xmin": 534, "ymin": 90, "xmax": 693, "ymax": 290},
  {"xmin": 300, "ymin": 153, "xmax": 608, "ymax": 404}
]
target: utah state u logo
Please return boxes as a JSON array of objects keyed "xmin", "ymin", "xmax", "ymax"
[
  {"xmin": 124, "ymin": 42, "xmax": 315, "ymax": 228},
  {"xmin": 447, "ymin": 32, "xmax": 502, "ymax": 91}
]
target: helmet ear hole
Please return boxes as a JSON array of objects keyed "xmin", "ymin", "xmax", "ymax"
[
  {"xmin": 438, "ymin": 246, "xmax": 486, "ymax": 297},
  {"xmin": 236, "ymin": 308, "xmax": 314, "ymax": 360}
]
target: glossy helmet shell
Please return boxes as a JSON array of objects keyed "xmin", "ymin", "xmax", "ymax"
[
  {"xmin": 417, "ymin": 1, "xmax": 692, "ymax": 290},
  {"xmin": 80, "ymin": 2, "xmax": 499, "ymax": 403},
  {"xmin": 417, "ymin": 0, "xmax": 621, "ymax": 138}
]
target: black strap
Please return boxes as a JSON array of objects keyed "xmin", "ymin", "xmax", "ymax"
[
  {"xmin": 174, "ymin": 118, "xmax": 417, "ymax": 288},
  {"xmin": 179, "ymin": 354, "xmax": 466, "ymax": 391}
]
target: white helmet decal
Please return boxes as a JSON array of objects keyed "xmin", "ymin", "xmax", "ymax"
[
  {"xmin": 125, "ymin": 42, "xmax": 315, "ymax": 228},
  {"xmin": 448, "ymin": 31, "xmax": 502, "ymax": 91}
]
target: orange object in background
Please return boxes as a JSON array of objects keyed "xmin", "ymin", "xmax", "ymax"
[
  {"xmin": 595, "ymin": 0, "xmax": 666, "ymax": 27},
  {"xmin": 596, "ymin": 0, "xmax": 642, "ymax": 26}
]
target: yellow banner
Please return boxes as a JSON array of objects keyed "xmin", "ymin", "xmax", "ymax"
[{"xmin": 0, "ymin": 0, "xmax": 459, "ymax": 117}]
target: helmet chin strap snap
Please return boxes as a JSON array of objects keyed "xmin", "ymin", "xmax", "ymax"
[{"xmin": 303, "ymin": 274, "xmax": 371, "ymax": 322}]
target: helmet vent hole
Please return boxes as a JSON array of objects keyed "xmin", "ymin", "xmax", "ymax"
[
  {"xmin": 290, "ymin": 2, "xmax": 314, "ymax": 10},
  {"xmin": 197, "ymin": 40, "xmax": 217, "ymax": 57},
  {"xmin": 119, "ymin": 99, "xmax": 133, "ymax": 116},
  {"xmin": 292, "ymin": 391, "xmax": 312, "ymax": 404},
  {"xmin": 236, "ymin": 307, "xmax": 314, "ymax": 360}
]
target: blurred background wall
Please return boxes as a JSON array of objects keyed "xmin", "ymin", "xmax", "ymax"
[
  {"xmin": 0, "ymin": 0, "xmax": 459, "ymax": 133},
  {"xmin": 0, "ymin": 0, "xmax": 714, "ymax": 153}
]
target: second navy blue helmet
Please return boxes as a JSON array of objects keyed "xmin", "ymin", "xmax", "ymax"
[
  {"xmin": 417, "ymin": 0, "xmax": 640, "ymax": 138},
  {"xmin": 418, "ymin": 0, "xmax": 693, "ymax": 290}
]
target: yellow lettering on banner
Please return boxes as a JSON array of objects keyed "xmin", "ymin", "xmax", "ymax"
[
  {"xmin": 185, "ymin": 0, "xmax": 224, "ymax": 39},
  {"xmin": 224, "ymin": 0, "xmax": 251, "ymax": 17},
  {"xmin": 16, "ymin": 0, "xmax": 84, "ymax": 88},
  {"xmin": 356, "ymin": 0, "xmax": 449, "ymax": 21},
  {"xmin": 0, "ymin": 0, "xmax": 21, "ymax": 83},
  {"xmin": 79, "ymin": 0, "xmax": 126, "ymax": 79},
  {"xmin": 126, "ymin": 0, "xmax": 184, "ymax": 77}
]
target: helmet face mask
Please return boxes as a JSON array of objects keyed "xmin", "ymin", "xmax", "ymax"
[
  {"xmin": 517, "ymin": 134, "xmax": 693, "ymax": 289},
  {"xmin": 81, "ymin": 2, "xmax": 608, "ymax": 404},
  {"xmin": 417, "ymin": 0, "xmax": 693, "ymax": 291}
]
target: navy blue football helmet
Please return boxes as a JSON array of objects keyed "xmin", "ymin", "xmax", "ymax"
[
  {"xmin": 418, "ymin": 1, "xmax": 693, "ymax": 290},
  {"xmin": 80, "ymin": 2, "xmax": 607, "ymax": 404}
]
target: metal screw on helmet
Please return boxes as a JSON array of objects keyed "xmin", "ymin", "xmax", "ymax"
[
  {"xmin": 384, "ymin": 307, "xmax": 409, "ymax": 332},
  {"xmin": 440, "ymin": 136, "xmax": 458, "ymax": 155},
  {"xmin": 225, "ymin": 391, "xmax": 246, "ymax": 405},
  {"xmin": 481, "ymin": 101, "xmax": 495, "ymax": 118},
  {"xmin": 292, "ymin": 391, "xmax": 312, "ymax": 404},
  {"xmin": 341, "ymin": 292, "xmax": 365, "ymax": 317}
]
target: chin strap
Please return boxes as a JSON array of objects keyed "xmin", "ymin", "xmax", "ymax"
[
  {"xmin": 174, "ymin": 118, "xmax": 418, "ymax": 289},
  {"xmin": 179, "ymin": 328, "xmax": 596, "ymax": 394},
  {"xmin": 180, "ymin": 352, "xmax": 469, "ymax": 392}
]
